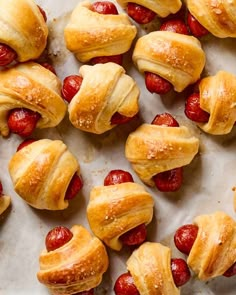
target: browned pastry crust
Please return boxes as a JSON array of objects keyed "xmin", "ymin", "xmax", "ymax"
[
  {"xmin": 117, "ymin": 0, "xmax": 182, "ymax": 18},
  {"xmin": 68, "ymin": 62, "xmax": 140, "ymax": 134},
  {"xmin": 188, "ymin": 211, "xmax": 236, "ymax": 280},
  {"xmin": 87, "ymin": 182, "xmax": 154, "ymax": 250},
  {"xmin": 197, "ymin": 71, "xmax": 236, "ymax": 135},
  {"xmin": 127, "ymin": 242, "xmax": 180, "ymax": 295},
  {"xmin": 0, "ymin": 0, "xmax": 48, "ymax": 61},
  {"xmin": 187, "ymin": 0, "xmax": 236, "ymax": 38},
  {"xmin": 125, "ymin": 123, "xmax": 199, "ymax": 186},
  {"xmin": 8, "ymin": 139, "xmax": 81, "ymax": 210},
  {"xmin": 64, "ymin": 1, "xmax": 137, "ymax": 62},
  {"xmin": 0, "ymin": 195, "xmax": 11, "ymax": 215},
  {"xmin": 132, "ymin": 31, "xmax": 206, "ymax": 92},
  {"xmin": 37, "ymin": 225, "xmax": 109, "ymax": 294},
  {"xmin": 0, "ymin": 62, "xmax": 67, "ymax": 137}
]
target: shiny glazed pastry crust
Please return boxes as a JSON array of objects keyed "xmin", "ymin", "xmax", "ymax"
[
  {"xmin": 8, "ymin": 139, "xmax": 81, "ymax": 210},
  {"xmin": 68, "ymin": 62, "xmax": 140, "ymax": 134},
  {"xmin": 127, "ymin": 242, "xmax": 180, "ymax": 295},
  {"xmin": 197, "ymin": 71, "xmax": 236, "ymax": 135},
  {"xmin": 116, "ymin": 0, "xmax": 182, "ymax": 17},
  {"xmin": 64, "ymin": 1, "xmax": 137, "ymax": 62},
  {"xmin": 132, "ymin": 31, "xmax": 206, "ymax": 92},
  {"xmin": 125, "ymin": 123, "xmax": 199, "ymax": 186},
  {"xmin": 0, "ymin": 0, "xmax": 48, "ymax": 61},
  {"xmin": 0, "ymin": 62, "xmax": 67, "ymax": 137},
  {"xmin": 187, "ymin": 211, "xmax": 236, "ymax": 280},
  {"xmin": 0, "ymin": 195, "xmax": 11, "ymax": 215},
  {"xmin": 87, "ymin": 182, "xmax": 154, "ymax": 250},
  {"xmin": 187, "ymin": 0, "xmax": 236, "ymax": 38},
  {"xmin": 37, "ymin": 225, "xmax": 109, "ymax": 294}
]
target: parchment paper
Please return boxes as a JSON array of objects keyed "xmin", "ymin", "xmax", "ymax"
[{"xmin": 0, "ymin": 0, "xmax": 236, "ymax": 294}]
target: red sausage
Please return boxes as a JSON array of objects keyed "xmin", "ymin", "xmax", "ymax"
[
  {"xmin": 90, "ymin": 54, "xmax": 123, "ymax": 66},
  {"xmin": 187, "ymin": 12, "xmax": 209, "ymax": 38},
  {"xmin": 151, "ymin": 113, "xmax": 183, "ymax": 192},
  {"xmin": 17, "ymin": 139, "xmax": 36, "ymax": 151},
  {"xmin": 37, "ymin": 5, "xmax": 47, "ymax": 22},
  {"xmin": 185, "ymin": 93, "xmax": 210, "ymax": 123},
  {"xmin": 114, "ymin": 272, "xmax": 140, "ymax": 295},
  {"xmin": 104, "ymin": 169, "xmax": 134, "ymax": 185},
  {"xmin": 78, "ymin": 290, "xmax": 94, "ymax": 295},
  {"xmin": 7, "ymin": 108, "xmax": 41, "ymax": 137},
  {"xmin": 64, "ymin": 173, "xmax": 83, "ymax": 200},
  {"xmin": 45, "ymin": 226, "xmax": 73, "ymax": 252},
  {"xmin": 145, "ymin": 72, "xmax": 173, "ymax": 95},
  {"xmin": 0, "ymin": 44, "xmax": 17, "ymax": 67},
  {"xmin": 110, "ymin": 112, "xmax": 135, "ymax": 125},
  {"xmin": 174, "ymin": 224, "xmax": 199, "ymax": 255},
  {"xmin": 127, "ymin": 3, "xmax": 156, "ymax": 24},
  {"xmin": 160, "ymin": 19, "xmax": 189, "ymax": 35},
  {"xmin": 40, "ymin": 62, "xmax": 56, "ymax": 75},
  {"xmin": 120, "ymin": 223, "xmax": 147, "ymax": 246},
  {"xmin": 223, "ymin": 262, "xmax": 236, "ymax": 277},
  {"xmin": 91, "ymin": 1, "xmax": 118, "ymax": 14},
  {"xmin": 0, "ymin": 181, "xmax": 3, "ymax": 196},
  {"xmin": 61, "ymin": 75, "xmax": 83, "ymax": 103},
  {"xmin": 171, "ymin": 258, "xmax": 191, "ymax": 287}
]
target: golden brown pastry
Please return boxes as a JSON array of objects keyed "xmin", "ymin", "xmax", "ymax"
[
  {"xmin": 125, "ymin": 123, "xmax": 199, "ymax": 186},
  {"xmin": 197, "ymin": 71, "xmax": 236, "ymax": 135},
  {"xmin": 87, "ymin": 182, "xmax": 154, "ymax": 250},
  {"xmin": 0, "ymin": 0, "xmax": 48, "ymax": 62},
  {"xmin": 117, "ymin": 0, "xmax": 182, "ymax": 18},
  {"xmin": 8, "ymin": 139, "xmax": 82, "ymax": 210},
  {"xmin": 64, "ymin": 1, "xmax": 137, "ymax": 62},
  {"xmin": 132, "ymin": 31, "xmax": 206, "ymax": 92},
  {"xmin": 68, "ymin": 62, "xmax": 140, "ymax": 134},
  {"xmin": 0, "ymin": 194, "xmax": 11, "ymax": 215},
  {"xmin": 186, "ymin": 0, "xmax": 236, "ymax": 38},
  {"xmin": 37, "ymin": 225, "xmax": 109, "ymax": 294},
  {"xmin": 0, "ymin": 62, "xmax": 67, "ymax": 137},
  {"xmin": 127, "ymin": 242, "xmax": 180, "ymax": 295},
  {"xmin": 187, "ymin": 211, "xmax": 236, "ymax": 280}
]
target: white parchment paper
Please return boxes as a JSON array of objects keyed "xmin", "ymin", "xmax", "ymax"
[{"xmin": 0, "ymin": 1, "xmax": 236, "ymax": 294}]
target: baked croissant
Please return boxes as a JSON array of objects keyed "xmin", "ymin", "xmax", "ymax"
[
  {"xmin": 127, "ymin": 242, "xmax": 180, "ymax": 295},
  {"xmin": 0, "ymin": 0, "xmax": 48, "ymax": 62},
  {"xmin": 197, "ymin": 71, "xmax": 236, "ymax": 135},
  {"xmin": 87, "ymin": 182, "xmax": 154, "ymax": 250},
  {"xmin": 64, "ymin": 1, "xmax": 137, "ymax": 62},
  {"xmin": 186, "ymin": 0, "xmax": 236, "ymax": 38},
  {"xmin": 187, "ymin": 211, "xmax": 236, "ymax": 280},
  {"xmin": 8, "ymin": 139, "xmax": 82, "ymax": 210},
  {"xmin": 116, "ymin": 0, "xmax": 182, "ymax": 18},
  {"xmin": 68, "ymin": 62, "xmax": 140, "ymax": 134},
  {"xmin": 0, "ymin": 194, "xmax": 11, "ymax": 215},
  {"xmin": 37, "ymin": 225, "xmax": 109, "ymax": 294},
  {"xmin": 0, "ymin": 62, "xmax": 66, "ymax": 137},
  {"xmin": 125, "ymin": 123, "xmax": 199, "ymax": 186},
  {"xmin": 132, "ymin": 31, "xmax": 206, "ymax": 92}
]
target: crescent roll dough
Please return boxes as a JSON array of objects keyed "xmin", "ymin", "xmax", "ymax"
[
  {"xmin": 0, "ymin": 62, "xmax": 66, "ymax": 137},
  {"xmin": 127, "ymin": 242, "xmax": 180, "ymax": 295},
  {"xmin": 116, "ymin": 0, "xmax": 182, "ymax": 18},
  {"xmin": 187, "ymin": 211, "xmax": 236, "ymax": 280},
  {"xmin": 87, "ymin": 182, "xmax": 154, "ymax": 251},
  {"xmin": 0, "ymin": 194, "xmax": 11, "ymax": 215},
  {"xmin": 132, "ymin": 31, "xmax": 206, "ymax": 92},
  {"xmin": 68, "ymin": 62, "xmax": 140, "ymax": 134},
  {"xmin": 125, "ymin": 123, "xmax": 199, "ymax": 186},
  {"xmin": 37, "ymin": 225, "xmax": 109, "ymax": 294},
  {"xmin": 0, "ymin": 0, "xmax": 48, "ymax": 62},
  {"xmin": 64, "ymin": 1, "xmax": 137, "ymax": 62},
  {"xmin": 187, "ymin": 0, "xmax": 236, "ymax": 38},
  {"xmin": 197, "ymin": 71, "xmax": 236, "ymax": 135},
  {"xmin": 8, "ymin": 139, "xmax": 81, "ymax": 210}
]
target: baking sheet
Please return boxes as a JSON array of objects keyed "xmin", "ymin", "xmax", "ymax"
[{"xmin": 0, "ymin": 0, "xmax": 236, "ymax": 294}]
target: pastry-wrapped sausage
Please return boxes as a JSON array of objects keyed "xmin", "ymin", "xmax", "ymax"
[
  {"xmin": 8, "ymin": 139, "xmax": 83, "ymax": 210},
  {"xmin": 64, "ymin": 1, "xmax": 137, "ymax": 63},
  {"xmin": 37, "ymin": 225, "xmax": 109, "ymax": 294}
]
